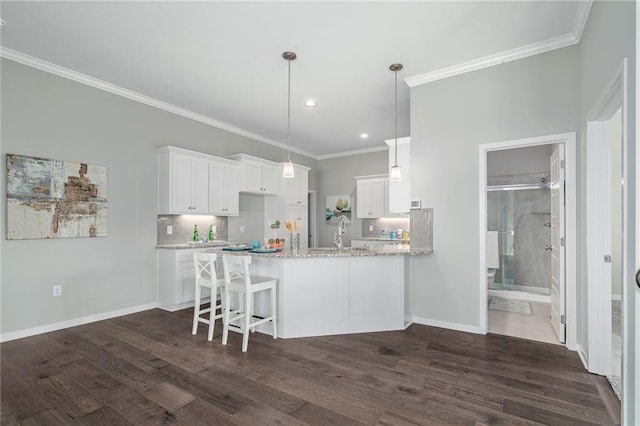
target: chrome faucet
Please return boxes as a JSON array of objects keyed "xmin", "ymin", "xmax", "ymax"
[{"xmin": 334, "ymin": 216, "xmax": 347, "ymax": 250}]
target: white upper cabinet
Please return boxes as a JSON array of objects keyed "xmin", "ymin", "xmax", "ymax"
[
  {"xmin": 356, "ymin": 177, "xmax": 386, "ymax": 219},
  {"xmin": 229, "ymin": 154, "xmax": 280, "ymax": 195},
  {"xmin": 285, "ymin": 165, "xmax": 309, "ymax": 206},
  {"xmin": 158, "ymin": 149, "xmax": 209, "ymax": 214},
  {"xmin": 209, "ymin": 160, "xmax": 240, "ymax": 216},
  {"xmin": 158, "ymin": 146, "xmax": 240, "ymax": 215}
]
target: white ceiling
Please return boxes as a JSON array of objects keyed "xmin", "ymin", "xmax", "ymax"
[{"xmin": 0, "ymin": 1, "xmax": 590, "ymax": 159}]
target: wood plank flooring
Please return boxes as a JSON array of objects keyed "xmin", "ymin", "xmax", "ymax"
[{"xmin": 1, "ymin": 308, "xmax": 620, "ymax": 425}]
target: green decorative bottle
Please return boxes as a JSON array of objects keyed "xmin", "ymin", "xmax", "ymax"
[
  {"xmin": 193, "ymin": 225, "xmax": 199, "ymax": 242},
  {"xmin": 208, "ymin": 225, "xmax": 214, "ymax": 241}
]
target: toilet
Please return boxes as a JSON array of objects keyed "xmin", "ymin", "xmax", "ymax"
[{"xmin": 487, "ymin": 231, "xmax": 499, "ymax": 286}]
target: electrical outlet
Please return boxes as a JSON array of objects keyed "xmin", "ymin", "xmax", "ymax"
[
  {"xmin": 240, "ymin": 225, "xmax": 245, "ymax": 233},
  {"xmin": 53, "ymin": 285, "xmax": 62, "ymax": 297},
  {"xmin": 166, "ymin": 225, "xmax": 173, "ymax": 235},
  {"xmin": 369, "ymin": 225, "xmax": 374, "ymax": 232}
]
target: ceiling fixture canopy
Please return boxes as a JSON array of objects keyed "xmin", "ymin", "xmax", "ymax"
[
  {"xmin": 282, "ymin": 51, "xmax": 297, "ymax": 178},
  {"xmin": 389, "ymin": 63, "xmax": 403, "ymax": 182}
]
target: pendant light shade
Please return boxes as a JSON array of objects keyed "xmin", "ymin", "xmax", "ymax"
[
  {"xmin": 389, "ymin": 63, "xmax": 403, "ymax": 182},
  {"xmin": 282, "ymin": 160, "xmax": 295, "ymax": 178},
  {"xmin": 282, "ymin": 51, "xmax": 296, "ymax": 178}
]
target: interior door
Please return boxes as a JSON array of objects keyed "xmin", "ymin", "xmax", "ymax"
[{"xmin": 550, "ymin": 144, "xmax": 566, "ymax": 343}]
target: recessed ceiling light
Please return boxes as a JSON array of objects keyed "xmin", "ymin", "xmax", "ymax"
[
  {"xmin": 304, "ymin": 100, "xmax": 317, "ymax": 107},
  {"xmin": 360, "ymin": 133, "xmax": 369, "ymax": 139}
]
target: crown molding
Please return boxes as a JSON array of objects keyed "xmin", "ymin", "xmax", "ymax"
[
  {"xmin": 0, "ymin": 47, "xmax": 317, "ymax": 159},
  {"xmin": 405, "ymin": 1, "xmax": 592, "ymax": 88},
  {"xmin": 572, "ymin": 0, "xmax": 593, "ymax": 42},
  {"xmin": 316, "ymin": 145, "xmax": 388, "ymax": 161},
  {"xmin": 405, "ymin": 33, "xmax": 578, "ymax": 88}
]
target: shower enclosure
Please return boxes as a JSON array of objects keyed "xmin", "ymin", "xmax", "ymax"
[{"xmin": 487, "ymin": 172, "xmax": 551, "ymax": 296}]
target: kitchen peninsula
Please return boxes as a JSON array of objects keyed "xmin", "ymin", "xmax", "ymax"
[{"xmin": 227, "ymin": 246, "xmax": 430, "ymax": 338}]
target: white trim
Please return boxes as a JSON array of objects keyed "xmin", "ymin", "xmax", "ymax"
[
  {"xmin": 571, "ymin": 0, "xmax": 593, "ymax": 42},
  {"xmin": 0, "ymin": 302, "xmax": 158, "ymax": 343},
  {"xmin": 403, "ymin": 321, "xmax": 414, "ymax": 330},
  {"xmin": 585, "ymin": 61, "xmax": 628, "ymax": 389},
  {"xmin": 0, "ymin": 47, "xmax": 317, "ymax": 159},
  {"xmin": 612, "ymin": 294, "xmax": 622, "ymax": 302},
  {"xmin": 405, "ymin": 33, "xmax": 578, "ymax": 88},
  {"xmin": 412, "ymin": 316, "xmax": 482, "ymax": 335},
  {"xmin": 478, "ymin": 132, "xmax": 577, "ymax": 350},
  {"xmin": 577, "ymin": 343, "xmax": 589, "ymax": 370},
  {"xmin": 316, "ymin": 145, "xmax": 389, "ymax": 161},
  {"xmin": 405, "ymin": 1, "xmax": 592, "ymax": 89},
  {"xmin": 384, "ymin": 137, "xmax": 411, "ymax": 147}
]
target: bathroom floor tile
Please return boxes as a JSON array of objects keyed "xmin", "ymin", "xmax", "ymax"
[{"xmin": 488, "ymin": 301, "xmax": 560, "ymax": 345}]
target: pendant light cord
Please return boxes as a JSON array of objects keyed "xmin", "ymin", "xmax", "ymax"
[
  {"xmin": 394, "ymin": 67, "xmax": 398, "ymax": 167},
  {"xmin": 287, "ymin": 57, "xmax": 291, "ymax": 162}
]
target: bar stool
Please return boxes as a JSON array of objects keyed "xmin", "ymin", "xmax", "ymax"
[
  {"xmin": 221, "ymin": 254, "xmax": 277, "ymax": 352},
  {"xmin": 192, "ymin": 252, "xmax": 225, "ymax": 341}
]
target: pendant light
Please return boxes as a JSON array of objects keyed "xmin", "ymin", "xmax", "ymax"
[
  {"xmin": 389, "ymin": 63, "xmax": 403, "ymax": 182},
  {"xmin": 282, "ymin": 51, "xmax": 296, "ymax": 178}
]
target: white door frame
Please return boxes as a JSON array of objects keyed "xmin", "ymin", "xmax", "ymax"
[
  {"xmin": 478, "ymin": 132, "xmax": 577, "ymax": 351},
  {"xmin": 587, "ymin": 59, "xmax": 633, "ymax": 421}
]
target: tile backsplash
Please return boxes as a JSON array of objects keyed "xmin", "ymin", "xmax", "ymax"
[
  {"xmin": 409, "ymin": 208, "xmax": 433, "ymax": 250},
  {"xmin": 157, "ymin": 215, "xmax": 228, "ymax": 245},
  {"xmin": 362, "ymin": 218, "xmax": 410, "ymax": 238}
]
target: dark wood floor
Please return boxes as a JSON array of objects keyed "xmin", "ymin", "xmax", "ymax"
[{"xmin": 1, "ymin": 308, "xmax": 620, "ymax": 425}]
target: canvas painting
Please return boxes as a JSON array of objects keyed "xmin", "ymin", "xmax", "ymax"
[
  {"xmin": 325, "ymin": 195, "xmax": 351, "ymax": 224},
  {"xmin": 6, "ymin": 154, "xmax": 108, "ymax": 239}
]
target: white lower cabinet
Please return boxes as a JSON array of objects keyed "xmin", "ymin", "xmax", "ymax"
[{"xmin": 158, "ymin": 248, "xmax": 222, "ymax": 311}]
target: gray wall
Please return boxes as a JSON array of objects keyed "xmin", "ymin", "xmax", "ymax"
[
  {"xmin": 410, "ymin": 45, "xmax": 579, "ymax": 327},
  {"xmin": 577, "ymin": 0, "xmax": 635, "ymax": 411},
  {"xmin": 316, "ymin": 151, "xmax": 388, "ymax": 247},
  {"xmin": 1, "ymin": 59, "xmax": 317, "ymax": 336},
  {"xmin": 487, "ymin": 145, "xmax": 553, "ymax": 177}
]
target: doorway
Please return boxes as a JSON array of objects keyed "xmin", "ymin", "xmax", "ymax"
[
  {"xmin": 478, "ymin": 132, "xmax": 577, "ymax": 350},
  {"xmin": 586, "ymin": 59, "xmax": 627, "ymax": 405}
]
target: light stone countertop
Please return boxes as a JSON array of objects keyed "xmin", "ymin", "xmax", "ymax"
[
  {"xmin": 222, "ymin": 246, "xmax": 431, "ymax": 258},
  {"xmin": 156, "ymin": 241, "xmax": 244, "ymax": 250},
  {"xmin": 352, "ymin": 237, "xmax": 410, "ymax": 242}
]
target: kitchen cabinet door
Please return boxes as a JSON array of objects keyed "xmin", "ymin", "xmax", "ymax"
[
  {"xmin": 158, "ymin": 248, "xmax": 220, "ymax": 311},
  {"xmin": 167, "ymin": 153, "xmax": 208, "ymax": 214},
  {"xmin": 287, "ymin": 205, "xmax": 309, "ymax": 249},
  {"xmin": 261, "ymin": 164, "xmax": 280, "ymax": 195},
  {"xmin": 209, "ymin": 161, "xmax": 239, "ymax": 216},
  {"xmin": 356, "ymin": 178, "xmax": 385, "ymax": 218},
  {"xmin": 238, "ymin": 161, "xmax": 279, "ymax": 195},
  {"xmin": 286, "ymin": 167, "xmax": 309, "ymax": 206}
]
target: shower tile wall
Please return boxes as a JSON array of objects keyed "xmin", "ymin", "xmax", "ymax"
[
  {"xmin": 157, "ymin": 215, "xmax": 228, "ymax": 245},
  {"xmin": 488, "ymin": 172, "xmax": 550, "ymax": 290}
]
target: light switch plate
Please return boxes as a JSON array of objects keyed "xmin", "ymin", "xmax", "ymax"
[{"xmin": 166, "ymin": 225, "xmax": 173, "ymax": 235}]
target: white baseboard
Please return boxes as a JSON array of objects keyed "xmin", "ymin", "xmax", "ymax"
[
  {"xmin": 577, "ymin": 343, "xmax": 589, "ymax": 370},
  {"xmin": 412, "ymin": 316, "xmax": 482, "ymax": 334},
  {"xmin": 0, "ymin": 302, "xmax": 158, "ymax": 343}
]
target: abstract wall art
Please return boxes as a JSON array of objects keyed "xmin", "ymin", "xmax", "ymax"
[
  {"xmin": 325, "ymin": 195, "xmax": 351, "ymax": 224},
  {"xmin": 6, "ymin": 154, "xmax": 108, "ymax": 239}
]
